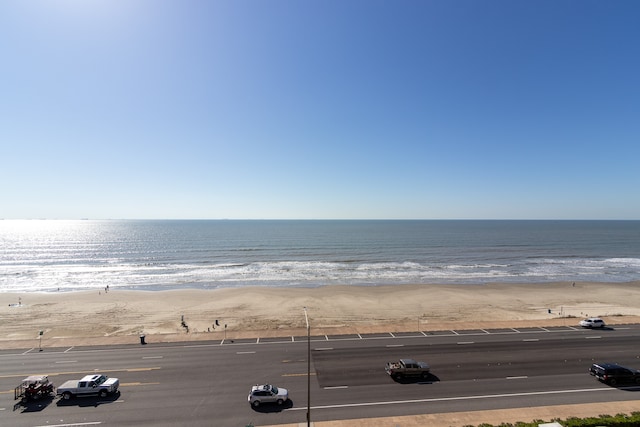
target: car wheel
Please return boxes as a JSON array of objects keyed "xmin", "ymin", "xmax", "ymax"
[
  {"xmin": 63, "ymin": 392, "xmax": 72, "ymax": 400},
  {"xmin": 277, "ymin": 398, "xmax": 283, "ymax": 405},
  {"xmin": 421, "ymin": 372, "xmax": 429, "ymax": 379},
  {"xmin": 609, "ymin": 378, "xmax": 617, "ymax": 386},
  {"xmin": 252, "ymin": 400, "xmax": 260, "ymax": 408},
  {"xmin": 99, "ymin": 389, "xmax": 108, "ymax": 398}
]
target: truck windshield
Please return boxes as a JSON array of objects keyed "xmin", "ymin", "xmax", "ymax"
[{"xmin": 95, "ymin": 376, "xmax": 106, "ymax": 385}]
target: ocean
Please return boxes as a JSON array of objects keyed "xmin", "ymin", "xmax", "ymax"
[{"xmin": 1, "ymin": 220, "xmax": 639, "ymax": 293}]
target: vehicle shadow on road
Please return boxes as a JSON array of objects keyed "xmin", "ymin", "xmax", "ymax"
[
  {"xmin": 390, "ymin": 373, "xmax": 440, "ymax": 384},
  {"xmin": 614, "ymin": 385, "xmax": 640, "ymax": 391},
  {"xmin": 13, "ymin": 395, "xmax": 55, "ymax": 413},
  {"xmin": 56, "ymin": 391, "xmax": 121, "ymax": 407},
  {"xmin": 250, "ymin": 399, "xmax": 294, "ymax": 413}
]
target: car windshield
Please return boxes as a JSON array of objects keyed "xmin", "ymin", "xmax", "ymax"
[
  {"xmin": 269, "ymin": 385, "xmax": 278, "ymax": 393},
  {"xmin": 95, "ymin": 375, "xmax": 106, "ymax": 385}
]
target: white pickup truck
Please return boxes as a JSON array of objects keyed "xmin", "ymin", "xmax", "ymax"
[{"xmin": 57, "ymin": 374, "xmax": 119, "ymax": 400}]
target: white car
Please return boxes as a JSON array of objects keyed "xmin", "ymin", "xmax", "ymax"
[
  {"xmin": 248, "ymin": 384, "xmax": 289, "ymax": 407},
  {"xmin": 579, "ymin": 317, "xmax": 605, "ymax": 328}
]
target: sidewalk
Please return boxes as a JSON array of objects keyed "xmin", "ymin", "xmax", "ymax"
[{"xmin": 260, "ymin": 400, "xmax": 640, "ymax": 427}]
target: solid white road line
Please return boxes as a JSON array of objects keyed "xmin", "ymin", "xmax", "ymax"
[
  {"xmin": 35, "ymin": 423, "xmax": 102, "ymax": 427},
  {"xmin": 289, "ymin": 386, "xmax": 612, "ymax": 411}
]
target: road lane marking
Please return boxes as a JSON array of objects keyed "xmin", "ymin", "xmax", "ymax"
[
  {"xmin": 126, "ymin": 367, "xmax": 162, "ymax": 372},
  {"xmin": 386, "ymin": 344, "xmax": 404, "ymax": 347},
  {"xmin": 585, "ymin": 336, "xmax": 602, "ymax": 339},
  {"xmin": 324, "ymin": 386, "xmax": 348, "ymax": 389},
  {"xmin": 282, "ymin": 372, "xmax": 316, "ymax": 377},
  {"xmin": 314, "ymin": 347, "xmax": 333, "ymax": 351},
  {"xmin": 120, "ymin": 382, "xmax": 160, "ymax": 386},
  {"xmin": 523, "ymin": 339, "xmax": 539, "ymax": 342},
  {"xmin": 0, "ymin": 367, "xmax": 160, "ymax": 379},
  {"xmin": 56, "ymin": 360, "xmax": 78, "ymax": 363},
  {"xmin": 506, "ymin": 376, "xmax": 528, "ymax": 379},
  {"xmin": 288, "ymin": 386, "xmax": 614, "ymax": 411},
  {"xmin": 237, "ymin": 351, "xmax": 256, "ymax": 354},
  {"xmin": 35, "ymin": 423, "xmax": 102, "ymax": 427},
  {"xmin": 64, "ymin": 347, "xmax": 75, "ymax": 353},
  {"xmin": 457, "ymin": 341, "xmax": 474, "ymax": 345}
]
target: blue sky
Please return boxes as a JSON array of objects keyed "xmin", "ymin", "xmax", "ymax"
[{"xmin": 1, "ymin": 0, "xmax": 639, "ymax": 220}]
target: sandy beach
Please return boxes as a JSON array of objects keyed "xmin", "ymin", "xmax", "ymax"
[{"xmin": 2, "ymin": 281, "xmax": 640, "ymax": 349}]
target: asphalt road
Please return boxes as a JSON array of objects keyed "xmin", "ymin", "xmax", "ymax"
[{"xmin": 2, "ymin": 324, "xmax": 640, "ymax": 426}]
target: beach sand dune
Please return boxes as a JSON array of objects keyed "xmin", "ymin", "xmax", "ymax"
[{"xmin": 2, "ymin": 281, "xmax": 640, "ymax": 349}]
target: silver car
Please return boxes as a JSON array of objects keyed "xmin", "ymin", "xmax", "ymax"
[{"xmin": 248, "ymin": 384, "xmax": 289, "ymax": 407}]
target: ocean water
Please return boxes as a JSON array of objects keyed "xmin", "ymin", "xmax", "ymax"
[{"xmin": 1, "ymin": 220, "xmax": 639, "ymax": 293}]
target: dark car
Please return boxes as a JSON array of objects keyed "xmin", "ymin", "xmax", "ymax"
[{"xmin": 590, "ymin": 363, "xmax": 640, "ymax": 386}]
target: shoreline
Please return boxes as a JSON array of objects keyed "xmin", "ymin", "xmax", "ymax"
[
  {"xmin": 2, "ymin": 281, "xmax": 640, "ymax": 349},
  {"xmin": 4, "ymin": 278, "xmax": 640, "ymax": 294}
]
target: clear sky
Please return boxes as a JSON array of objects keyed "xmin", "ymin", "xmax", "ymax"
[{"xmin": 1, "ymin": 0, "xmax": 639, "ymax": 220}]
